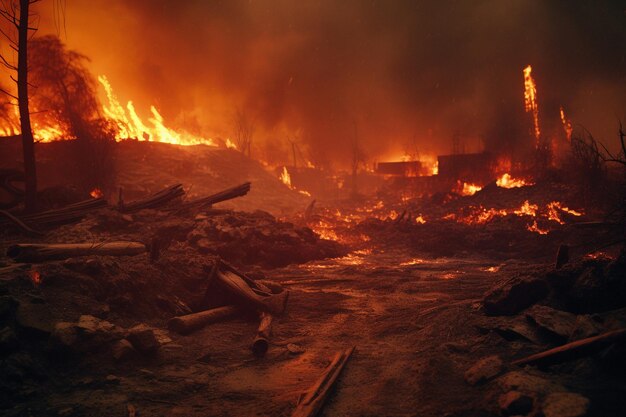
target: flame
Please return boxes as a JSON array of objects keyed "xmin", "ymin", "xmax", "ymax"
[
  {"xmin": 496, "ymin": 173, "xmax": 533, "ymax": 188},
  {"xmin": 523, "ymin": 65, "xmax": 541, "ymax": 146},
  {"xmin": 527, "ymin": 220, "xmax": 549, "ymax": 235},
  {"xmin": 547, "ymin": 201, "xmax": 583, "ymax": 224},
  {"xmin": 415, "ymin": 215, "xmax": 426, "ymax": 224},
  {"xmin": 458, "ymin": 181, "xmax": 482, "ymax": 196},
  {"xmin": 90, "ymin": 188, "xmax": 104, "ymax": 198},
  {"xmin": 225, "ymin": 138, "xmax": 237, "ymax": 149},
  {"xmin": 559, "ymin": 106, "xmax": 573, "ymax": 142},
  {"xmin": 514, "ymin": 200, "xmax": 538, "ymax": 217},
  {"xmin": 279, "ymin": 166, "xmax": 292, "ymax": 188},
  {"xmin": 98, "ymin": 75, "xmax": 216, "ymax": 146}
]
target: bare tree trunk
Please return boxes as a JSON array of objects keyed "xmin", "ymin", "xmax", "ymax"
[{"xmin": 18, "ymin": 0, "xmax": 37, "ymax": 211}]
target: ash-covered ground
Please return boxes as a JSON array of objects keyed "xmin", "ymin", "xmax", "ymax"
[{"xmin": 1, "ymin": 141, "xmax": 625, "ymax": 417}]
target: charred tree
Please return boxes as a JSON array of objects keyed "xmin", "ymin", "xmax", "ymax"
[
  {"xmin": 0, "ymin": 0, "xmax": 40, "ymax": 211},
  {"xmin": 233, "ymin": 107, "xmax": 255, "ymax": 158}
]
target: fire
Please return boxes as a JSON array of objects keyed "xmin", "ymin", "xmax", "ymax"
[
  {"xmin": 496, "ymin": 173, "xmax": 533, "ymax": 188},
  {"xmin": 514, "ymin": 200, "xmax": 538, "ymax": 217},
  {"xmin": 415, "ymin": 215, "xmax": 426, "ymax": 224},
  {"xmin": 90, "ymin": 188, "xmax": 104, "ymax": 198},
  {"xmin": 98, "ymin": 75, "xmax": 216, "ymax": 146},
  {"xmin": 547, "ymin": 201, "xmax": 583, "ymax": 224},
  {"xmin": 226, "ymin": 138, "xmax": 237, "ymax": 149},
  {"xmin": 559, "ymin": 106, "xmax": 573, "ymax": 142},
  {"xmin": 527, "ymin": 220, "xmax": 549, "ymax": 235},
  {"xmin": 523, "ymin": 65, "xmax": 541, "ymax": 146},
  {"xmin": 457, "ymin": 181, "xmax": 482, "ymax": 196},
  {"xmin": 279, "ymin": 166, "xmax": 292, "ymax": 188}
]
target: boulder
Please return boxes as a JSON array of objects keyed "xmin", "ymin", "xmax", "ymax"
[
  {"xmin": 498, "ymin": 391, "xmax": 534, "ymax": 416},
  {"xmin": 127, "ymin": 324, "xmax": 160, "ymax": 354},
  {"xmin": 525, "ymin": 305, "xmax": 578, "ymax": 340},
  {"xmin": 111, "ymin": 339, "xmax": 136, "ymax": 361},
  {"xmin": 50, "ymin": 322, "xmax": 79, "ymax": 349},
  {"xmin": 542, "ymin": 392, "xmax": 590, "ymax": 417},
  {"xmin": 483, "ymin": 275, "xmax": 549, "ymax": 316},
  {"xmin": 76, "ymin": 315, "xmax": 124, "ymax": 342},
  {"xmin": 464, "ymin": 355, "xmax": 503, "ymax": 385}
]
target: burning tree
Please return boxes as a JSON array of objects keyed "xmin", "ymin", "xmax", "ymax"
[{"xmin": 0, "ymin": 0, "xmax": 39, "ymax": 211}]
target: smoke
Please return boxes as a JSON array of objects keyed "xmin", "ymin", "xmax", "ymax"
[{"xmin": 34, "ymin": 0, "xmax": 626, "ymax": 166}]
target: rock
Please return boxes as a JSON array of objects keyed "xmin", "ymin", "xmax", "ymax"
[
  {"xmin": 483, "ymin": 275, "xmax": 549, "ymax": 316},
  {"xmin": 464, "ymin": 355, "xmax": 503, "ymax": 385},
  {"xmin": 525, "ymin": 305, "xmax": 578, "ymax": 340},
  {"xmin": 542, "ymin": 392, "xmax": 590, "ymax": 417},
  {"xmin": 0, "ymin": 326, "xmax": 18, "ymax": 354},
  {"xmin": 111, "ymin": 339, "xmax": 136, "ymax": 361},
  {"xmin": 127, "ymin": 324, "xmax": 160, "ymax": 354},
  {"xmin": 569, "ymin": 315, "xmax": 603, "ymax": 341},
  {"xmin": 287, "ymin": 343, "xmax": 306, "ymax": 355},
  {"xmin": 76, "ymin": 315, "xmax": 124, "ymax": 341},
  {"xmin": 50, "ymin": 322, "xmax": 79, "ymax": 349},
  {"xmin": 15, "ymin": 302, "xmax": 54, "ymax": 338},
  {"xmin": 498, "ymin": 391, "xmax": 534, "ymax": 416}
]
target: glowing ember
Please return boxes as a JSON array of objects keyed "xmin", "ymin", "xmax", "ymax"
[
  {"xmin": 415, "ymin": 215, "xmax": 426, "ymax": 224},
  {"xmin": 90, "ymin": 188, "xmax": 104, "ymax": 198},
  {"xmin": 559, "ymin": 106, "xmax": 573, "ymax": 142},
  {"xmin": 523, "ymin": 65, "xmax": 541, "ymax": 146},
  {"xmin": 98, "ymin": 75, "xmax": 216, "ymax": 146},
  {"xmin": 30, "ymin": 270, "xmax": 42, "ymax": 286},
  {"xmin": 496, "ymin": 173, "xmax": 533, "ymax": 188},
  {"xmin": 527, "ymin": 220, "xmax": 549, "ymax": 235}
]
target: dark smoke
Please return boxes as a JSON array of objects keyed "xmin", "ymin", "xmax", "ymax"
[{"xmin": 38, "ymin": 0, "xmax": 626, "ymax": 166}]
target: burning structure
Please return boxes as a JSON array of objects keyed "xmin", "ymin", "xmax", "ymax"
[{"xmin": 0, "ymin": 1, "xmax": 625, "ymax": 416}]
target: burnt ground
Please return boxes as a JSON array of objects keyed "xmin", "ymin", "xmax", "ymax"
[{"xmin": 1, "ymin": 140, "xmax": 625, "ymax": 416}]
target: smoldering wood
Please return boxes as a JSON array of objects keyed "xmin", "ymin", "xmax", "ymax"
[
  {"xmin": 0, "ymin": 197, "xmax": 107, "ymax": 231},
  {"xmin": 6, "ymin": 241, "xmax": 147, "ymax": 262},
  {"xmin": 179, "ymin": 182, "xmax": 251, "ymax": 211},
  {"xmin": 119, "ymin": 183, "xmax": 185, "ymax": 213},
  {"xmin": 167, "ymin": 305, "xmax": 239, "ymax": 335},
  {"xmin": 251, "ymin": 312, "xmax": 273, "ymax": 357},
  {"xmin": 215, "ymin": 268, "xmax": 289, "ymax": 316},
  {"xmin": 511, "ymin": 328, "xmax": 626, "ymax": 367},
  {"xmin": 292, "ymin": 346, "xmax": 355, "ymax": 417}
]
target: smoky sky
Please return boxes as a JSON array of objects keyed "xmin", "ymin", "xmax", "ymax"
[{"xmin": 38, "ymin": 0, "xmax": 626, "ymax": 165}]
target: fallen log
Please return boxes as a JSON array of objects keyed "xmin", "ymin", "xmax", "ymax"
[
  {"xmin": 167, "ymin": 305, "xmax": 239, "ymax": 335},
  {"xmin": 251, "ymin": 312, "xmax": 273, "ymax": 357},
  {"xmin": 511, "ymin": 328, "xmax": 626, "ymax": 367},
  {"xmin": 7, "ymin": 241, "xmax": 147, "ymax": 263},
  {"xmin": 0, "ymin": 197, "xmax": 107, "ymax": 230},
  {"xmin": 119, "ymin": 184, "xmax": 185, "ymax": 213},
  {"xmin": 215, "ymin": 268, "xmax": 288, "ymax": 316},
  {"xmin": 179, "ymin": 182, "xmax": 251, "ymax": 210},
  {"xmin": 292, "ymin": 347, "xmax": 355, "ymax": 417}
]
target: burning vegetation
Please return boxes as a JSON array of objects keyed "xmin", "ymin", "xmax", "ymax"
[{"xmin": 0, "ymin": 1, "xmax": 625, "ymax": 417}]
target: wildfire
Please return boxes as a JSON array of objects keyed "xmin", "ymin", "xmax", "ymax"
[
  {"xmin": 98, "ymin": 75, "xmax": 216, "ymax": 146},
  {"xmin": 514, "ymin": 200, "xmax": 538, "ymax": 217},
  {"xmin": 415, "ymin": 215, "xmax": 426, "ymax": 224},
  {"xmin": 523, "ymin": 65, "xmax": 541, "ymax": 146},
  {"xmin": 90, "ymin": 188, "xmax": 104, "ymax": 198},
  {"xmin": 559, "ymin": 106, "xmax": 573, "ymax": 142},
  {"xmin": 527, "ymin": 220, "xmax": 549, "ymax": 235},
  {"xmin": 547, "ymin": 201, "xmax": 583, "ymax": 224},
  {"xmin": 496, "ymin": 173, "xmax": 533, "ymax": 188}
]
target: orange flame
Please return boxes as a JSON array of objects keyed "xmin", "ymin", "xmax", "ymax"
[
  {"xmin": 279, "ymin": 166, "xmax": 292, "ymax": 188},
  {"xmin": 523, "ymin": 65, "xmax": 541, "ymax": 146},
  {"xmin": 559, "ymin": 106, "xmax": 573, "ymax": 142},
  {"xmin": 98, "ymin": 75, "xmax": 217, "ymax": 146},
  {"xmin": 90, "ymin": 188, "xmax": 104, "ymax": 198},
  {"xmin": 496, "ymin": 173, "xmax": 533, "ymax": 188},
  {"xmin": 457, "ymin": 181, "xmax": 482, "ymax": 196}
]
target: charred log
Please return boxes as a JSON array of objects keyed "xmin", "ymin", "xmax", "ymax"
[
  {"xmin": 7, "ymin": 241, "xmax": 146, "ymax": 262},
  {"xmin": 167, "ymin": 305, "xmax": 239, "ymax": 335}
]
